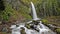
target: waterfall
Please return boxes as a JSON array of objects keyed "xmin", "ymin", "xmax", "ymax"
[
  {"xmin": 30, "ymin": 2, "xmax": 56, "ymax": 34},
  {"xmin": 31, "ymin": 2, "xmax": 40, "ymax": 20},
  {"xmin": 10, "ymin": 2, "xmax": 56, "ymax": 34},
  {"xmin": 31, "ymin": 2, "xmax": 48, "ymax": 29}
]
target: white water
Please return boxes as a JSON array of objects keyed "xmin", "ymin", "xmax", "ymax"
[
  {"xmin": 39, "ymin": 21, "xmax": 49, "ymax": 29},
  {"xmin": 10, "ymin": 25, "xmax": 20, "ymax": 34},
  {"xmin": 10, "ymin": 2, "xmax": 56, "ymax": 34},
  {"xmin": 31, "ymin": 2, "xmax": 40, "ymax": 20},
  {"xmin": 10, "ymin": 22, "xmax": 56, "ymax": 34}
]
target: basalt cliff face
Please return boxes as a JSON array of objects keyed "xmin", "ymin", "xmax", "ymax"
[
  {"xmin": 0, "ymin": 0, "xmax": 31, "ymax": 33},
  {"xmin": 4, "ymin": 0, "xmax": 21, "ymax": 10},
  {"xmin": 0, "ymin": 0, "xmax": 31, "ymax": 24}
]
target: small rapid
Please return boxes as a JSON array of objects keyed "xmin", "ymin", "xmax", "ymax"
[{"xmin": 10, "ymin": 21, "xmax": 56, "ymax": 34}]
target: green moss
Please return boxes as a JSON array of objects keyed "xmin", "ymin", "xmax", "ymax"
[
  {"xmin": 22, "ymin": 13, "xmax": 31, "ymax": 19},
  {"xmin": 20, "ymin": 30, "xmax": 26, "ymax": 34},
  {"xmin": 0, "ymin": 32, "xmax": 8, "ymax": 34},
  {"xmin": 21, "ymin": 0, "xmax": 39, "ymax": 5},
  {"xmin": 1, "ymin": 4, "xmax": 13, "ymax": 21},
  {"xmin": 0, "ymin": 4, "xmax": 19, "ymax": 21},
  {"xmin": 56, "ymin": 28, "xmax": 60, "ymax": 34},
  {"xmin": 19, "ymin": 5, "xmax": 32, "ymax": 20},
  {"xmin": 42, "ymin": 19, "xmax": 50, "ymax": 25},
  {"xmin": 25, "ymin": 23, "xmax": 30, "ymax": 29}
]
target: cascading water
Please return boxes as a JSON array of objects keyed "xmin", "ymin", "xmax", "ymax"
[
  {"xmin": 10, "ymin": 2, "xmax": 56, "ymax": 34},
  {"xmin": 10, "ymin": 25, "xmax": 21, "ymax": 34},
  {"xmin": 31, "ymin": 2, "xmax": 40, "ymax": 20},
  {"xmin": 40, "ymin": 21, "xmax": 49, "ymax": 29},
  {"xmin": 30, "ymin": 2, "xmax": 56, "ymax": 34}
]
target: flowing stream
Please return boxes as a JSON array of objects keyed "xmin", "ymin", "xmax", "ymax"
[{"xmin": 10, "ymin": 2, "xmax": 56, "ymax": 34}]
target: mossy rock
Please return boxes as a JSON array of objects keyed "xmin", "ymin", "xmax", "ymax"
[
  {"xmin": 25, "ymin": 23, "xmax": 30, "ymax": 29},
  {"xmin": 42, "ymin": 19, "xmax": 49, "ymax": 25},
  {"xmin": 20, "ymin": 30, "xmax": 26, "ymax": 34},
  {"xmin": 20, "ymin": 27, "xmax": 26, "ymax": 34},
  {"xmin": 56, "ymin": 28, "xmax": 60, "ymax": 34}
]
